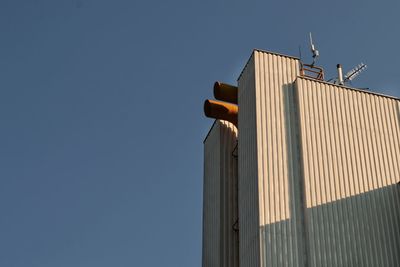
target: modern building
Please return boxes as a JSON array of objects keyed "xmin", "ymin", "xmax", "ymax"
[{"xmin": 203, "ymin": 49, "xmax": 400, "ymax": 267}]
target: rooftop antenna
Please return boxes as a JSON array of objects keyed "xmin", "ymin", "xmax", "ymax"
[
  {"xmin": 309, "ymin": 32, "xmax": 319, "ymax": 66},
  {"xmin": 298, "ymin": 45, "xmax": 302, "ymax": 61},
  {"xmin": 331, "ymin": 62, "xmax": 368, "ymax": 86},
  {"xmin": 300, "ymin": 32, "xmax": 324, "ymax": 80},
  {"xmin": 344, "ymin": 63, "xmax": 367, "ymax": 83}
]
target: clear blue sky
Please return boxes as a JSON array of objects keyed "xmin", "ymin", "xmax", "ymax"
[{"xmin": 0, "ymin": 0, "xmax": 399, "ymax": 266}]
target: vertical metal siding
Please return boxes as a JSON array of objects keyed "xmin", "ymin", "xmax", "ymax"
[
  {"xmin": 203, "ymin": 120, "xmax": 238, "ymax": 267},
  {"xmin": 238, "ymin": 50, "xmax": 305, "ymax": 267},
  {"xmin": 203, "ymin": 121, "xmax": 221, "ymax": 267},
  {"xmin": 220, "ymin": 121, "xmax": 239, "ymax": 267},
  {"xmin": 212, "ymin": 48, "xmax": 400, "ymax": 266},
  {"xmin": 238, "ymin": 54, "xmax": 260, "ymax": 267},
  {"xmin": 296, "ymin": 77, "xmax": 400, "ymax": 267}
]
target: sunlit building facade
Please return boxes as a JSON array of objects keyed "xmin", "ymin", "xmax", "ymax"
[{"xmin": 203, "ymin": 49, "xmax": 400, "ymax": 267}]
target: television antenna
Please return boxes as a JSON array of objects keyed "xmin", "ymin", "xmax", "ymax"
[
  {"xmin": 330, "ymin": 63, "xmax": 367, "ymax": 86},
  {"xmin": 309, "ymin": 32, "xmax": 319, "ymax": 66},
  {"xmin": 344, "ymin": 63, "xmax": 367, "ymax": 83}
]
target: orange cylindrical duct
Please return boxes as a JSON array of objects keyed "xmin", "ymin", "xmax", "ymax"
[
  {"xmin": 213, "ymin": 82, "xmax": 238, "ymax": 104},
  {"xmin": 204, "ymin": 99, "xmax": 238, "ymax": 127}
]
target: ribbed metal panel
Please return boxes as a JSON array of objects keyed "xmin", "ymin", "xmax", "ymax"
[
  {"xmin": 203, "ymin": 121, "xmax": 221, "ymax": 267},
  {"xmin": 238, "ymin": 50, "xmax": 305, "ymax": 267},
  {"xmin": 295, "ymin": 77, "xmax": 400, "ymax": 267},
  {"xmin": 238, "ymin": 54, "xmax": 260, "ymax": 267},
  {"xmin": 203, "ymin": 120, "xmax": 238, "ymax": 267},
  {"xmin": 207, "ymin": 48, "xmax": 400, "ymax": 266}
]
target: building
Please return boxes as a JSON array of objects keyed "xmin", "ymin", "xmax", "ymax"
[{"xmin": 203, "ymin": 49, "xmax": 400, "ymax": 267}]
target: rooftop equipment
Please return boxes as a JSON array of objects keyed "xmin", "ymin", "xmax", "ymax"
[
  {"xmin": 330, "ymin": 62, "xmax": 368, "ymax": 86},
  {"xmin": 214, "ymin": 82, "xmax": 238, "ymax": 104},
  {"xmin": 300, "ymin": 33, "xmax": 325, "ymax": 80},
  {"xmin": 337, "ymin": 64, "xmax": 344, "ymax": 85},
  {"xmin": 344, "ymin": 62, "xmax": 367, "ymax": 83},
  {"xmin": 204, "ymin": 82, "xmax": 238, "ymax": 127}
]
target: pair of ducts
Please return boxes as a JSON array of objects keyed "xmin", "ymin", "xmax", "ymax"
[{"xmin": 204, "ymin": 82, "xmax": 238, "ymax": 127}]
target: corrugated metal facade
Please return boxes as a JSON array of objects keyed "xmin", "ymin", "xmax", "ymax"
[
  {"xmin": 237, "ymin": 53, "xmax": 260, "ymax": 267},
  {"xmin": 296, "ymin": 77, "xmax": 400, "ymax": 267},
  {"xmin": 203, "ymin": 120, "xmax": 239, "ymax": 267},
  {"xmin": 238, "ymin": 50, "xmax": 306, "ymax": 267},
  {"xmin": 204, "ymin": 49, "xmax": 400, "ymax": 267}
]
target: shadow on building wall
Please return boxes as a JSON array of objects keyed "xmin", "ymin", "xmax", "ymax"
[
  {"xmin": 260, "ymin": 179, "xmax": 400, "ymax": 267},
  {"xmin": 279, "ymin": 83, "xmax": 400, "ymax": 267}
]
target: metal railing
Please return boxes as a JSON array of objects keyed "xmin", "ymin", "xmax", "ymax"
[{"xmin": 300, "ymin": 63, "xmax": 324, "ymax": 81}]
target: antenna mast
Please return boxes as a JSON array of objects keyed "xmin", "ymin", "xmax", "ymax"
[
  {"xmin": 331, "ymin": 63, "xmax": 368, "ymax": 86},
  {"xmin": 309, "ymin": 32, "xmax": 319, "ymax": 66},
  {"xmin": 344, "ymin": 63, "xmax": 367, "ymax": 82},
  {"xmin": 300, "ymin": 32, "xmax": 324, "ymax": 81}
]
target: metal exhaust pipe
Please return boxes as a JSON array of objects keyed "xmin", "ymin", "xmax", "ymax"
[
  {"xmin": 337, "ymin": 64, "xmax": 344, "ymax": 85},
  {"xmin": 204, "ymin": 99, "xmax": 238, "ymax": 127},
  {"xmin": 213, "ymin": 82, "xmax": 238, "ymax": 104}
]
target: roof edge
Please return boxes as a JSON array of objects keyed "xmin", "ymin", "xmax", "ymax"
[
  {"xmin": 296, "ymin": 76, "xmax": 400, "ymax": 101},
  {"xmin": 203, "ymin": 120, "xmax": 217, "ymax": 144},
  {"xmin": 253, "ymin": 48, "xmax": 300, "ymax": 60},
  {"xmin": 237, "ymin": 49, "xmax": 300, "ymax": 81}
]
